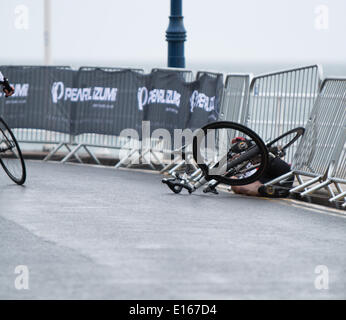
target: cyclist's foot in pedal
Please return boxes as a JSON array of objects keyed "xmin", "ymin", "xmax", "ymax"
[{"xmin": 258, "ymin": 185, "xmax": 290, "ymax": 198}]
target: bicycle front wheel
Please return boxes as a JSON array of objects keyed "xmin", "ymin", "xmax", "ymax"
[
  {"xmin": 0, "ymin": 118, "xmax": 26, "ymax": 185},
  {"xmin": 193, "ymin": 121, "xmax": 269, "ymax": 186}
]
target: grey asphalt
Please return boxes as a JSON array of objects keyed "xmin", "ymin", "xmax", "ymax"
[{"xmin": 0, "ymin": 160, "xmax": 345, "ymax": 299}]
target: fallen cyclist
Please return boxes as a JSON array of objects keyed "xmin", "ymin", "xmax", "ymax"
[
  {"xmin": 163, "ymin": 136, "xmax": 294, "ymax": 198},
  {"xmin": 229, "ymin": 138, "xmax": 294, "ymax": 197}
]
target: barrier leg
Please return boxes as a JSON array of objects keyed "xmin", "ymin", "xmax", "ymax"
[
  {"xmin": 43, "ymin": 142, "xmax": 66, "ymax": 161},
  {"xmin": 150, "ymin": 150, "xmax": 165, "ymax": 169},
  {"xmin": 168, "ymin": 160, "xmax": 185, "ymax": 175},
  {"xmin": 160, "ymin": 158, "xmax": 179, "ymax": 174},
  {"xmin": 114, "ymin": 148, "xmax": 138, "ymax": 169},
  {"xmin": 65, "ymin": 144, "xmax": 83, "ymax": 163},
  {"xmin": 329, "ymin": 190, "xmax": 346, "ymax": 202},
  {"xmin": 264, "ymin": 172, "xmax": 294, "ymax": 187},
  {"xmin": 83, "ymin": 145, "xmax": 101, "ymax": 165},
  {"xmin": 289, "ymin": 176, "xmax": 322, "ymax": 193},
  {"xmin": 61, "ymin": 144, "xmax": 83, "ymax": 164},
  {"xmin": 127, "ymin": 148, "xmax": 148, "ymax": 168},
  {"xmin": 300, "ymin": 180, "xmax": 332, "ymax": 197},
  {"xmin": 129, "ymin": 148, "xmax": 155, "ymax": 170},
  {"xmin": 148, "ymin": 140, "xmax": 165, "ymax": 169},
  {"xmin": 296, "ymin": 174, "xmax": 304, "ymax": 186}
]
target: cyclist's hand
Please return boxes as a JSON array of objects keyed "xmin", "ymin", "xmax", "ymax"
[{"xmin": 3, "ymin": 86, "xmax": 15, "ymax": 97}]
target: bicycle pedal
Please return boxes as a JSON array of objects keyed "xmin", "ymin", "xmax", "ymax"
[
  {"xmin": 162, "ymin": 178, "xmax": 183, "ymax": 194},
  {"xmin": 203, "ymin": 186, "xmax": 219, "ymax": 194}
]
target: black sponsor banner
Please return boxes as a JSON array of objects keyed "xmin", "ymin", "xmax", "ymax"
[
  {"xmin": 140, "ymin": 70, "xmax": 191, "ymax": 135},
  {"xmin": 140, "ymin": 70, "xmax": 223, "ymax": 135},
  {"xmin": 72, "ymin": 68, "xmax": 144, "ymax": 136},
  {"xmin": 0, "ymin": 66, "xmax": 224, "ymax": 139},
  {"xmin": 184, "ymin": 73, "xmax": 223, "ymax": 131},
  {"xmin": 0, "ymin": 66, "xmax": 74, "ymax": 134}
]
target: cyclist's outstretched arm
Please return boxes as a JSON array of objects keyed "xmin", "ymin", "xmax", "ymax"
[{"xmin": 0, "ymin": 71, "xmax": 15, "ymax": 97}]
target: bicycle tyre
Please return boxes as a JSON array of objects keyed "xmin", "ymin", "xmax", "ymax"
[
  {"xmin": 0, "ymin": 117, "xmax": 26, "ymax": 185},
  {"xmin": 266, "ymin": 127, "xmax": 305, "ymax": 151},
  {"xmin": 193, "ymin": 121, "xmax": 269, "ymax": 186}
]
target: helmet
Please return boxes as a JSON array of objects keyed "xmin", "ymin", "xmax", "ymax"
[
  {"xmin": 230, "ymin": 137, "xmax": 252, "ymax": 154},
  {"xmin": 231, "ymin": 136, "xmax": 246, "ymax": 144}
]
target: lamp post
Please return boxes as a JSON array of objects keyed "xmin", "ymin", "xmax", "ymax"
[
  {"xmin": 44, "ymin": 0, "xmax": 52, "ymax": 65},
  {"xmin": 166, "ymin": 0, "xmax": 186, "ymax": 68}
]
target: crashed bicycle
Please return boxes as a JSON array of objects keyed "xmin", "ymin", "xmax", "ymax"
[{"xmin": 162, "ymin": 121, "xmax": 304, "ymax": 196}]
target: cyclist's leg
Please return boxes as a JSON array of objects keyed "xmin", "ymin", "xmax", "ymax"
[{"xmin": 231, "ymin": 180, "xmax": 262, "ymax": 196}]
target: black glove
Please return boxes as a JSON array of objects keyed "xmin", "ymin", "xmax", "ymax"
[
  {"xmin": 268, "ymin": 146, "xmax": 286, "ymax": 158},
  {"xmin": 229, "ymin": 139, "xmax": 254, "ymax": 155},
  {"xmin": 1, "ymin": 78, "xmax": 14, "ymax": 97}
]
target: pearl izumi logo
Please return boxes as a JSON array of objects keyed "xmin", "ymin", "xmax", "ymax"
[
  {"xmin": 51, "ymin": 82, "xmax": 118, "ymax": 104},
  {"xmin": 137, "ymin": 87, "xmax": 181, "ymax": 111},
  {"xmin": 190, "ymin": 90, "xmax": 216, "ymax": 113}
]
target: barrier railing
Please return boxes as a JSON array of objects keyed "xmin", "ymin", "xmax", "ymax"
[
  {"xmin": 265, "ymin": 78, "xmax": 346, "ymax": 207},
  {"xmin": 219, "ymin": 74, "xmax": 251, "ymax": 123},
  {"xmin": 0, "ymin": 65, "xmax": 77, "ymax": 159},
  {"xmin": 244, "ymin": 65, "xmax": 322, "ymax": 163},
  {"xmin": 328, "ymin": 135, "xmax": 346, "ymax": 207},
  {"xmin": 151, "ymin": 67, "xmax": 194, "ymax": 82},
  {"xmin": 59, "ymin": 67, "xmax": 145, "ymax": 164},
  {"xmin": 159, "ymin": 70, "xmax": 224, "ymax": 174},
  {"xmin": 116, "ymin": 67, "xmax": 196, "ymax": 169},
  {"xmin": 3, "ymin": 64, "xmax": 346, "ymax": 209}
]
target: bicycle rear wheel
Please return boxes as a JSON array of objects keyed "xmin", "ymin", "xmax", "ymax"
[
  {"xmin": 0, "ymin": 118, "xmax": 26, "ymax": 185},
  {"xmin": 266, "ymin": 127, "xmax": 305, "ymax": 153},
  {"xmin": 193, "ymin": 121, "xmax": 269, "ymax": 186}
]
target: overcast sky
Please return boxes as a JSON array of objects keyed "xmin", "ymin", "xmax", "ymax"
[{"xmin": 0, "ymin": 0, "xmax": 345, "ymax": 74}]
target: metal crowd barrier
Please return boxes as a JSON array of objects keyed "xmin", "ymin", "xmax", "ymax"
[
  {"xmin": 162, "ymin": 73, "xmax": 253, "ymax": 181},
  {"xmin": 4, "ymin": 64, "xmax": 346, "ymax": 210},
  {"xmin": 219, "ymin": 73, "xmax": 252, "ymax": 123},
  {"xmin": 117, "ymin": 67, "xmax": 195, "ymax": 169},
  {"xmin": 0, "ymin": 65, "xmax": 78, "ymax": 161},
  {"xmin": 44, "ymin": 66, "xmax": 145, "ymax": 164},
  {"xmin": 328, "ymin": 136, "xmax": 346, "ymax": 207},
  {"xmin": 244, "ymin": 65, "xmax": 322, "ymax": 163},
  {"xmin": 151, "ymin": 67, "xmax": 194, "ymax": 82},
  {"xmin": 265, "ymin": 78, "xmax": 346, "ymax": 207},
  {"xmin": 160, "ymin": 70, "xmax": 225, "ymax": 176},
  {"xmin": 162, "ymin": 65, "xmax": 323, "ymax": 181}
]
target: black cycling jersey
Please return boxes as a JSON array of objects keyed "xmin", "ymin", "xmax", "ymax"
[
  {"xmin": 257, "ymin": 157, "xmax": 294, "ymax": 198},
  {"xmin": 259, "ymin": 157, "xmax": 291, "ymax": 184}
]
